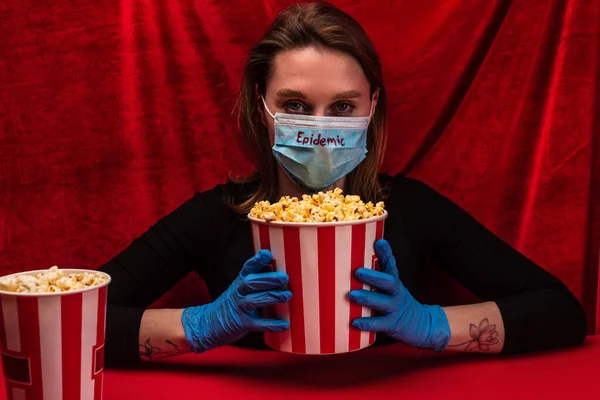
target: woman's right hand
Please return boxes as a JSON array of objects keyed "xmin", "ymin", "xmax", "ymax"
[{"xmin": 181, "ymin": 250, "xmax": 291, "ymax": 353}]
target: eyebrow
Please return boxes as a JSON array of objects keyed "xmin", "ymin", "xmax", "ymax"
[
  {"xmin": 275, "ymin": 89, "xmax": 363, "ymax": 101},
  {"xmin": 332, "ymin": 90, "xmax": 362, "ymax": 101},
  {"xmin": 276, "ymin": 88, "xmax": 307, "ymax": 99}
]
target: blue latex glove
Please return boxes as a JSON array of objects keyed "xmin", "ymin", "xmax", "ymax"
[
  {"xmin": 349, "ymin": 239, "xmax": 450, "ymax": 351},
  {"xmin": 181, "ymin": 250, "xmax": 291, "ymax": 353}
]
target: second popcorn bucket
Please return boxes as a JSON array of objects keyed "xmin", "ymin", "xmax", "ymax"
[
  {"xmin": 248, "ymin": 190, "xmax": 387, "ymax": 355},
  {"xmin": 0, "ymin": 268, "xmax": 111, "ymax": 400}
]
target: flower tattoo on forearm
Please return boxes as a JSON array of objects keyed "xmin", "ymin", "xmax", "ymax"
[{"xmin": 448, "ymin": 318, "xmax": 499, "ymax": 351}]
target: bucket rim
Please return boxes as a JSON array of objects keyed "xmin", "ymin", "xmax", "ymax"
[{"xmin": 0, "ymin": 269, "xmax": 111, "ymax": 297}]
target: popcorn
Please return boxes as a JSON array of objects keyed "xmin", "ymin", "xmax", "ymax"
[
  {"xmin": 249, "ymin": 188, "xmax": 385, "ymax": 223},
  {"xmin": 0, "ymin": 266, "xmax": 108, "ymax": 294}
]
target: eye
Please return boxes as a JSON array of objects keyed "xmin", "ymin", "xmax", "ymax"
[
  {"xmin": 283, "ymin": 101, "xmax": 308, "ymax": 114},
  {"xmin": 332, "ymin": 102, "xmax": 355, "ymax": 115}
]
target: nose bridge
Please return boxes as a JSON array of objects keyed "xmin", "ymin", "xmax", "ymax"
[{"xmin": 313, "ymin": 104, "xmax": 328, "ymax": 117}]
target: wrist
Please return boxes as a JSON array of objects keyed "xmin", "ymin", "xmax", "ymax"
[
  {"xmin": 181, "ymin": 305, "xmax": 210, "ymax": 354},
  {"xmin": 418, "ymin": 305, "xmax": 451, "ymax": 352}
]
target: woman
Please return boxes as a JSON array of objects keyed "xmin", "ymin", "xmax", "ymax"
[{"xmin": 100, "ymin": 2, "xmax": 586, "ymax": 367}]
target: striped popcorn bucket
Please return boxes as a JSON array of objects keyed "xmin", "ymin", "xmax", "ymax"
[
  {"xmin": 0, "ymin": 269, "xmax": 111, "ymax": 400},
  {"xmin": 249, "ymin": 212, "xmax": 387, "ymax": 355}
]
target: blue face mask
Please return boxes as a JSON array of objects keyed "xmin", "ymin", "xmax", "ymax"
[{"xmin": 262, "ymin": 97, "xmax": 374, "ymax": 192}]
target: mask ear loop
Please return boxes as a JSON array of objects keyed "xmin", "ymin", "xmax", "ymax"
[
  {"xmin": 368, "ymin": 88, "xmax": 380, "ymax": 118},
  {"xmin": 368, "ymin": 98, "xmax": 375, "ymax": 118},
  {"xmin": 261, "ymin": 96, "xmax": 276, "ymax": 119},
  {"xmin": 366, "ymin": 94, "xmax": 376, "ymax": 127},
  {"xmin": 367, "ymin": 88, "xmax": 380, "ymax": 126}
]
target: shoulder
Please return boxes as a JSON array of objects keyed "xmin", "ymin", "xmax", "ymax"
[
  {"xmin": 190, "ymin": 175, "xmax": 260, "ymax": 215},
  {"xmin": 158, "ymin": 176, "xmax": 259, "ymax": 226},
  {"xmin": 195, "ymin": 177, "xmax": 258, "ymax": 201},
  {"xmin": 380, "ymin": 173, "xmax": 466, "ymax": 226},
  {"xmin": 380, "ymin": 173, "xmax": 446, "ymax": 205}
]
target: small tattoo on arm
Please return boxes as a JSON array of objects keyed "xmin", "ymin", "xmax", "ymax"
[
  {"xmin": 139, "ymin": 339, "xmax": 161, "ymax": 360},
  {"xmin": 165, "ymin": 340, "xmax": 181, "ymax": 351},
  {"xmin": 447, "ymin": 318, "xmax": 499, "ymax": 352},
  {"xmin": 139, "ymin": 339, "xmax": 186, "ymax": 360}
]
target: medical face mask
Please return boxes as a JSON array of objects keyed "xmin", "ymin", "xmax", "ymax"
[{"xmin": 262, "ymin": 97, "xmax": 374, "ymax": 192}]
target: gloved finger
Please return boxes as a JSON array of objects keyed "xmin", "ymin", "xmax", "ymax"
[
  {"xmin": 238, "ymin": 290, "xmax": 292, "ymax": 311},
  {"xmin": 240, "ymin": 250, "xmax": 272, "ymax": 277},
  {"xmin": 374, "ymin": 239, "xmax": 399, "ymax": 279},
  {"xmin": 355, "ymin": 268, "xmax": 399, "ymax": 294},
  {"xmin": 352, "ymin": 316, "xmax": 390, "ymax": 332},
  {"xmin": 250, "ymin": 317, "xmax": 290, "ymax": 332},
  {"xmin": 349, "ymin": 289, "xmax": 395, "ymax": 313},
  {"xmin": 238, "ymin": 272, "xmax": 289, "ymax": 294}
]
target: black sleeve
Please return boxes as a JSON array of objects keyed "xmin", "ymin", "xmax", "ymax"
[
  {"xmin": 98, "ymin": 190, "xmax": 217, "ymax": 368},
  {"xmin": 391, "ymin": 175, "xmax": 587, "ymax": 354}
]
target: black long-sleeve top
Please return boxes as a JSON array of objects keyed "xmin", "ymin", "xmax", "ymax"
[{"xmin": 99, "ymin": 174, "xmax": 587, "ymax": 367}]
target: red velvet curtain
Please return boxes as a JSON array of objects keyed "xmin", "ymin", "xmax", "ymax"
[{"xmin": 0, "ymin": 0, "xmax": 598, "ymax": 334}]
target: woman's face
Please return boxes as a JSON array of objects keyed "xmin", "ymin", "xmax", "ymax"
[
  {"xmin": 262, "ymin": 47, "xmax": 376, "ymax": 144},
  {"xmin": 261, "ymin": 47, "xmax": 377, "ymax": 197}
]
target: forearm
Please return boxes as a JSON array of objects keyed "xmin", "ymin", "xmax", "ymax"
[
  {"xmin": 138, "ymin": 309, "xmax": 192, "ymax": 361},
  {"xmin": 443, "ymin": 301, "xmax": 505, "ymax": 353}
]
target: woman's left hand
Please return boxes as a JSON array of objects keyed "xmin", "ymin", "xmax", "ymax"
[{"xmin": 349, "ymin": 239, "xmax": 451, "ymax": 351}]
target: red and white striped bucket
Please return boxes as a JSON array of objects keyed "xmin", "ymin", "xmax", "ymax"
[
  {"xmin": 0, "ymin": 269, "xmax": 111, "ymax": 400},
  {"xmin": 250, "ymin": 212, "xmax": 386, "ymax": 355}
]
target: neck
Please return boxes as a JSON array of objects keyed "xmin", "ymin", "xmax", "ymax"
[{"xmin": 276, "ymin": 168, "xmax": 346, "ymax": 199}]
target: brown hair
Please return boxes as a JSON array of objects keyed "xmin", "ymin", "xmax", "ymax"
[{"xmin": 230, "ymin": 1, "xmax": 388, "ymax": 214}]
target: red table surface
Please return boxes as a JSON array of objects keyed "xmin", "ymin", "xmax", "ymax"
[{"xmin": 2, "ymin": 336, "xmax": 599, "ymax": 399}]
